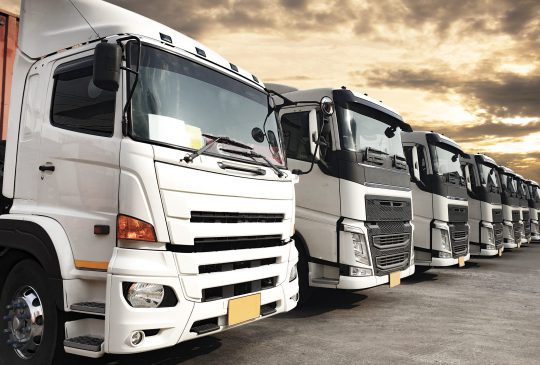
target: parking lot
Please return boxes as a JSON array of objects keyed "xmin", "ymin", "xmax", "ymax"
[{"xmin": 91, "ymin": 244, "xmax": 540, "ymax": 365}]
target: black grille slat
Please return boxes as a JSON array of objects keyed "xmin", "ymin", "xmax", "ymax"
[
  {"xmin": 191, "ymin": 211, "xmax": 284, "ymax": 223},
  {"xmin": 168, "ymin": 235, "xmax": 286, "ymax": 253},
  {"xmin": 372, "ymin": 233, "xmax": 410, "ymax": 249},
  {"xmin": 202, "ymin": 277, "xmax": 277, "ymax": 302},
  {"xmin": 199, "ymin": 258, "xmax": 277, "ymax": 274}
]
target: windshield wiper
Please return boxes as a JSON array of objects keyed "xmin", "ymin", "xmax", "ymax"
[
  {"xmin": 183, "ymin": 133, "xmax": 253, "ymax": 163},
  {"xmin": 220, "ymin": 147, "xmax": 284, "ymax": 178}
]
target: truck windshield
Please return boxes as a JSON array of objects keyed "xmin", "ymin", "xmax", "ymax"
[
  {"xmin": 430, "ymin": 145, "xmax": 463, "ymax": 177},
  {"xmin": 500, "ymin": 173, "xmax": 517, "ymax": 193},
  {"xmin": 532, "ymin": 186, "xmax": 540, "ymax": 201},
  {"xmin": 129, "ymin": 45, "xmax": 285, "ymax": 166},
  {"xmin": 478, "ymin": 163, "xmax": 499, "ymax": 188},
  {"xmin": 336, "ymin": 103, "xmax": 404, "ymax": 157}
]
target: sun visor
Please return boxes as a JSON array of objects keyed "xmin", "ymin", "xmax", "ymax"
[{"xmin": 19, "ymin": 0, "xmax": 100, "ymax": 59}]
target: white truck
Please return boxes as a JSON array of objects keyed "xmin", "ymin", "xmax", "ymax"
[
  {"xmin": 271, "ymin": 86, "xmax": 415, "ymax": 301},
  {"xmin": 460, "ymin": 153, "xmax": 504, "ymax": 256},
  {"xmin": 401, "ymin": 132, "xmax": 470, "ymax": 268},
  {"xmin": 516, "ymin": 175, "xmax": 532, "ymax": 245},
  {"xmin": 526, "ymin": 180, "xmax": 540, "ymax": 243},
  {"xmin": 0, "ymin": 1, "xmax": 299, "ymax": 363},
  {"xmin": 496, "ymin": 166, "xmax": 522, "ymax": 249}
]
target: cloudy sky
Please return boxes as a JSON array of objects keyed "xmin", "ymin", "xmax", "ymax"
[{"xmin": 4, "ymin": 0, "xmax": 540, "ymax": 181}]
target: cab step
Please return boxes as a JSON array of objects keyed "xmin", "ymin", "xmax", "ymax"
[
  {"xmin": 64, "ymin": 336, "xmax": 104, "ymax": 352},
  {"xmin": 64, "ymin": 318, "xmax": 105, "ymax": 358},
  {"xmin": 70, "ymin": 302, "xmax": 105, "ymax": 315}
]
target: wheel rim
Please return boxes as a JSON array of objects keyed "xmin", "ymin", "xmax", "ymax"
[{"xmin": 3, "ymin": 285, "xmax": 45, "ymax": 359}]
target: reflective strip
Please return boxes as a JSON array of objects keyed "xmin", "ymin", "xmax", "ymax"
[{"xmin": 74, "ymin": 260, "xmax": 109, "ymax": 271}]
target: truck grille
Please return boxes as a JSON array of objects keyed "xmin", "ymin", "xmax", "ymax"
[
  {"xmin": 168, "ymin": 235, "xmax": 285, "ymax": 253},
  {"xmin": 512, "ymin": 210, "xmax": 521, "ymax": 222},
  {"xmin": 202, "ymin": 276, "xmax": 277, "ymax": 302},
  {"xmin": 494, "ymin": 223, "xmax": 503, "ymax": 249},
  {"xmin": 513, "ymin": 222, "xmax": 522, "ymax": 242},
  {"xmin": 448, "ymin": 205, "xmax": 468, "ymax": 222},
  {"xmin": 367, "ymin": 222, "xmax": 412, "ymax": 276},
  {"xmin": 449, "ymin": 223, "xmax": 469, "ymax": 258},
  {"xmin": 523, "ymin": 211, "xmax": 531, "ymax": 237},
  {"xmin": 365, "ymin": 197, "xmax": 412, "ymax": 221},
  {"xmin": 191, "ymin": 211, "xmax": 284, "ymax": 223}
]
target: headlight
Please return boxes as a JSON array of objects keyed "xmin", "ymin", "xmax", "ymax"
[
  {"xmin": 487, "ymin": 227, "xmax": 494, "ymax": 245},
  {"xmin": 127, "ymin": 283, "xmax": 165, "ymax": 308},
  {"xmin": 440, "ymin": 229, "xmax": 451, "ymax": 252},
  {"xmin": 289, "ymin": 264, "xmax": 298, "ymax": 282},
  {"xmin": 352, "ymin": 232, "xmax": 370, "ymax": 265}
]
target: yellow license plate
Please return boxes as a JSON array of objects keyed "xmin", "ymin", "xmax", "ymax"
[
  {"xmin": 389, "ymin": 271, "xmax": 401, "ymax": 288},
  {"xmin": 498, "ymin": 248, "xmax": 503, "ymax": 257},
  {"xmin": 458, "ymin": 256, "xmax": 465, "ymax": 267},
  {"xmin": 228, "ymin": 293, "xmax": 261, "ymax": 326}
]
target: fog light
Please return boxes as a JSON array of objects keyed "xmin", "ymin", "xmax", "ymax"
[
  {"xmin": 350, "ymin": 267, "xmax": 372, "ymax": 277},
  {"xmin": 290, "ymin": 293, "xmax": 299, "ymax": 301},
  {"xmin": 127, "ymin": 283, "xmax": 165, "ymax": 308},
  {"xmin": 438, "ymin": 251, "xmax": 452, "ymax": 258},
  {"xmin": 289, "ymin": 264, "xmax": 298, "ymax": 282},
  {"xmin": 486, "ymin": 244, "xmax": 496, "ymax": 250},
  {"xmin": 130, "ymin": 330, "xmax": 145, "ymax": 347}
]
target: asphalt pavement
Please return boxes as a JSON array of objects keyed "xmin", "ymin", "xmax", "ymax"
[{"xmin": 87, "ymin": 243, "xmax": 540, "ymax": 365}]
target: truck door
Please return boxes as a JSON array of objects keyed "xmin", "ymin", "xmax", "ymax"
[
  {"xmin": 37, "ymin": 53, "xmax": 121, "ymax": 270},
  {"xmin": 281, "ymin": 109, "xmax": 340, "ymax": 261}
]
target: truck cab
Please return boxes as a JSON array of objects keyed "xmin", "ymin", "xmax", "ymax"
[
  {"xmin": 515, "ymin": 175, "xmax": 532, "ymax": 245},
  {"xmin": 526, "ymin": 180, "xmax": 540, "ymax": 243},
  {"xmin": 460, "ymin": 154, "xmax": 504, "ymax": 256},
  {"xmin": 401, "ymin": 131, "xmax": 470, "ymax": 267},
  {"xmin": 275, "ymin": 87, "xmax": 415, "ymax": 298},
  {"xmin": 496, "ymin": 166, "xmax": 522, "ymax": 249},
  {"xmin": 0, "ymin": 1, "xmax": 298, "ymax": 363}
]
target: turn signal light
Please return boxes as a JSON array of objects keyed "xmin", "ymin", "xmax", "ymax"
[{"xmin": 117, "ymin": 214, "xmax": 157, "ymax": 242}]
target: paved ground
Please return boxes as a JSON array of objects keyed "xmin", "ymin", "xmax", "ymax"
[{"xmin": 91, "ymin": 243, "xmax": 540, "ymax": 365}]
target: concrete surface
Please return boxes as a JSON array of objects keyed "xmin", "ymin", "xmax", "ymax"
[{"xmin": 89, "ymin": 243, "xmax": 540, "ymax": 365}]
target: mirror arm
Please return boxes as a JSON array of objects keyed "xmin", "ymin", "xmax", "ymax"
[{"xmin": 115, "ymin": 36, "xmax": 142, "ymax": 136}]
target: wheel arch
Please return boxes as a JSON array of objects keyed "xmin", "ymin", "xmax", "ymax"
[
  {"xmin": 293, "ymin": 230, "xmax": 310, "ymax": 258},
  {"xmin": 0, "ymin": 217, "xmax": 75, "ymax": 310}
]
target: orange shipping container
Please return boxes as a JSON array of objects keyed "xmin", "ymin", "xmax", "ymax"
[{"xmin": 0, "ymin": 10, "xmax": 19, "ymax": 140}]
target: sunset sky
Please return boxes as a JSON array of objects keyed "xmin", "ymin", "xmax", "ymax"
[{"xmin": 4, "ymin": 0, "xmax": 540, "ymax": 181}]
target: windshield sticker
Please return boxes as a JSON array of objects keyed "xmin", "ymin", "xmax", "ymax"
[{"xmin": 148, "ymin": 114, "xmax": 203, "ymax": 149}]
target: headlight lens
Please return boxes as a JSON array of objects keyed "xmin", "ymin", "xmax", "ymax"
[
  {"xmin": 127, "ymin": 283, "xmax": 165, "ymax": 308},
  {"xmin": 440, "ymin": 229, "xmax": 451, "ymax": 252},
  {"xmin": 289, "ymin": 264, "xmax": 298, "ymax": 282},
  {"xmin": 487, "ymin": 227, "xmax": 494, "ymax": 244},
  {"xmin": 352, "ymin": 232, "xmax": 370, "ymax": 265}
]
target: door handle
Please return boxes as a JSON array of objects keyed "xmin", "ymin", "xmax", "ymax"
[{"xmin": 39, "ymin": 165, "xmax": 55, "ymax": 172}]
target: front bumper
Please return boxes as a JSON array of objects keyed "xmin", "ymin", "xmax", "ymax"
[
  {"xmin": 431, "ymin": 253, "xmax": 471, "ymax": 267},
  {"xmin": 336, "ymin": 264, "xmax": 415, "ymax": 290},
  {"xmin": 105, "ymin": 244, "xmax": 299, "ymax": 354}
]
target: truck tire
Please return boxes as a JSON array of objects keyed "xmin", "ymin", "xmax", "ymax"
[
  {"xmin": 0, "ymin": 260, "xmax": 64, "ymax": 365},
  {"xmin": 295, "ymin": 242, "xmax": 313, "ymax": 307}
]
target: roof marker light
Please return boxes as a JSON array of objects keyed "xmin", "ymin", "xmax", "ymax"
[
  {"xmin": 159, "ymin": 33, "xmax": 173, "ymax": 44},
  {"xmin": 230, "ymin": 63, "xmax": 239, "ymax": 72},
  {"xmin": 195, "ymin": 47, "xmax": 206, "ymax": 57},
  {"xmin": 252, "ymin": 75, "xmax": 259, "ymax": 83}
]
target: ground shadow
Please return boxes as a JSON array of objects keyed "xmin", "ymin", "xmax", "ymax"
[
  {"xmin": 460, "ymin": 261, "xmax": 481, "ymax": 270},
  {"xmin": 281, "ymin": 288, "xmax": 368, "ymax": 319},
  {"xmin": 84, "ymin": 336, "xmax": 222, "ymax": 365},
  {"xmin": 401, "ymin": 271, "xmax": 438, "ymax": 285}
]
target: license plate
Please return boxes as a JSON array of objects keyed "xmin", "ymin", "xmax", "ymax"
[
  {"xmin": 458, "ymin": 256, "xmax": 465, "ymax": 267},
  {"xmin": 498, "ymin": 248, "xmax": 503, "ymax": 257},
  {"xmin": 228, "ymin": 293, "xmax": 261, "ymax": 326},
  {"xmin": 389, "ymin": 271, "xmax": 401, "ymax": 288}
]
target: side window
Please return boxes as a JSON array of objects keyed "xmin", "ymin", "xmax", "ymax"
[
  {"xmin": 51, "ymin": 57, "xmax": 116, "ymax": 137},
  {"xmin": 417, "ymin": 145, "xmax": 428, "ymax": 182},
  {"xmin": 281, "ymin": 111, "xmax": 312, "ymax": 162},
  {"xmin": 403, "ymin": 146, "xmax": 414, "ymax": 177}
]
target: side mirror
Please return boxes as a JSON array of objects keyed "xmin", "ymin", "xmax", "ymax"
[
  {"xmin": 93, "ymin": 42, "xmax": 122, "ymax": 91},
  {"xmin": 308, "ymin": 109, "xmax": 320, "ymax": 160},
  {"xmin": 411, "ymin": 145, "xmax": 421, "ymax": 182},
  {"xmin": 464, "ymin": 165, "xmax": 472, "ymax": 192},
  {"xmin": 320, "ymin": 96, "xmax": 335, "ymax": 116}
]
